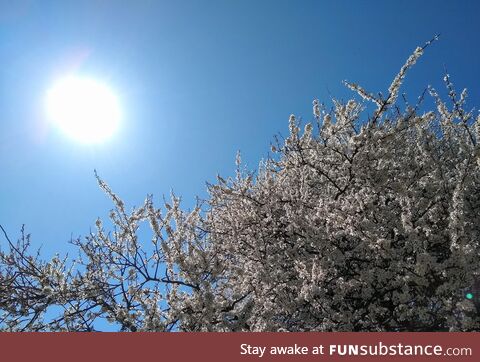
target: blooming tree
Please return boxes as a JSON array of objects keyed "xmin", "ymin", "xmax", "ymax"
[{"xmin": 2, "ymin": 38, "xmax": 480, "ymax": 331}]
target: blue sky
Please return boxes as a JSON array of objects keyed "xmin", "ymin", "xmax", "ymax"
[{"xmin": 1, "ymin": 0, "xmax": 479, "ymax": 257}]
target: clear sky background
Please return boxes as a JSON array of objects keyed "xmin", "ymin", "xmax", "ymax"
[{"xmin": 1, "ymin": 0, "xmax": 479, "ymax": 257}]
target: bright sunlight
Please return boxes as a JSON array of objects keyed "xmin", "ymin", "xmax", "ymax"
[{"xmin": 45, "ymin": 76, "xmax": 121, "ymax": 144}]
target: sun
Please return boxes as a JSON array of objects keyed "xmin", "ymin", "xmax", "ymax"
[{"xmin": 46, "ymin": 76, "xmax": 121, "ymax": 144}]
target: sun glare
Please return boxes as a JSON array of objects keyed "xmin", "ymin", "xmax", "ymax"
[{"xmin": 46, "ymin": 76, "xmax": 121, "ymax": 144}]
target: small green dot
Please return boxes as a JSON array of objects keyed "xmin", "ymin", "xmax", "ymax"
[{"xmin": 466, "ymin": 293, "xmax": 474, "ymax": 300}]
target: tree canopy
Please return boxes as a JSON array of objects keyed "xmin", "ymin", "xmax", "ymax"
[{"xmin": 2, "ymin": 39, "xmax": 480, "ymax": 331}]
